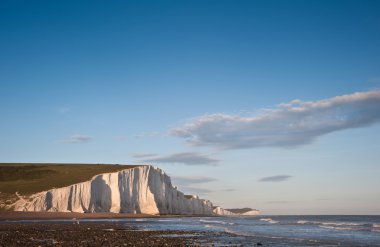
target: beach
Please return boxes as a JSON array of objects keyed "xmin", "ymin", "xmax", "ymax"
[
  {"xmin": 0, "ymin": 221, "xmax": 241, "ymax": 247},
  {"xmin": 0, "ymin": 212, "xmax": 245, "ymax": 247}
]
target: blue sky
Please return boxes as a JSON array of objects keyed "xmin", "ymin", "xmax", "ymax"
[{"xmin": 1, "ymin": 0, "xmax": 380, "ymax": 214}]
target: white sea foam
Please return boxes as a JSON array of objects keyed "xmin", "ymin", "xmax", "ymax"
[
  {"xmin": 157, "ymin": 219, "xmax": 180, "ymax": 222},
  {"xmin": 199, "ymin": 219, "xmax": 234, "ymax": 225},
  {"xmin": 134, "ymin": 219, "xmax": 147, "ymax": 222},
  {"xmin": 224, "ymin": 228, "xmax": 252, "ymax": 237},
  {"xmin": 297, "ymin": 220, "xmax": 309, "ymax": 224},
  {"xmin": 373, "ymin": 223, "xmax": 380, "ymax": 228},
  {"xmin": 319, "ymin": 225, "xmax": 354, "ymax": 231},
  {"xmin": 200, "ymin": 219, "xmax": 225, "ymax": 224},
  {"xmin": 260, "ymin": 218, "xmax": 279, "ymax": 224},
  {"xmin": 321, "ymin": 222, "xmax": 361, "ymax": 226},
  {"xmin": 298, "ymin": 220, "xmax": 363, "ymax": 227}
]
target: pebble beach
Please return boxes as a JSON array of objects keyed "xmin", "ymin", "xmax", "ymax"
[{"xmin": 0, "ymin": 222, "xmax": 241, "ymax": 247}]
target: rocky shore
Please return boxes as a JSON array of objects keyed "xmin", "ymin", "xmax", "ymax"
[{"xmin": 0, "ymin": 222, "xmax": 243, "ymax": 246}]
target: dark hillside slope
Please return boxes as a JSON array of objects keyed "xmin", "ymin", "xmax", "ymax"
[{"xmin": 0, "ymin": 163, "xmax": 140, "ymax": 210}]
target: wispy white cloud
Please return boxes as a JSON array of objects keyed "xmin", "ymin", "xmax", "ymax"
[
  {"xmin": 132, "ymin": 153, "xmax": 158, "ymax": 158},
  {"xmin": 259, "ymin": 175, "xmax": 292, "ymax": 182},
  {"xmin": 171, "ymin": 176, "xmax": 217, "ymax": 186},
  {"xmin": 58, "ymin": 134, "xmax": 92, "ymax": 144},
  {"xmin": 171, "ymin": 176, "xmax": 235, "ymax": 195},
  {"xmin": 180, "ymin": 187, "xmax": 235, "ymax": 195},
  {"xmin": 139, "ymin": 152, "xmax": 219, "ymax": 166},
  {"xmin": 171, "ymin": 90, "xmax": 380, "ymax": 149},
  {"xmin": 182, "ymin": 187, "xmax": 213, "ymax": 195},
  {"xmin": 171, "ymin": 175, "xmax": 219, "ymax": 196}
]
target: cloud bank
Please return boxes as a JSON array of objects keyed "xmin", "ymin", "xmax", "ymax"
[
  {"xmin": 171, "ymin": 90, "xmax": 380, "ymax": 149},
  {"xmin": 259, "ymin": 175, "xmax": 292, "ymax": 182},
  {"xmin": 139, "ymin": 152, "xmax": 219, "ymax": 166}
]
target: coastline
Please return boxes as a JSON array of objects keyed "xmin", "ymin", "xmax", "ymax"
[
  {"xmin": 0, "ymin": 211, "xmax": 218, "ymax": 221},
  {"xmin": 0, "ymin": 212, "xmax": 158, "ymax": 221}
]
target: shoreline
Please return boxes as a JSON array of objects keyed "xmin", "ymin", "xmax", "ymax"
[{"xmin": 0, "ymin": 211, "xmax": 218, "ymax": 221}]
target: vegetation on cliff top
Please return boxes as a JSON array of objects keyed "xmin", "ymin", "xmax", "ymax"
[{"xmin": 0, "ymin": 163, "xmax": 140, "ymax": 210}]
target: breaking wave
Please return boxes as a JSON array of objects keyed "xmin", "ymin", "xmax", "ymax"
[
  {"xmin": 297, "ymin": 220, "xmax": 366, "ymax": 227},
  {"xmin": 373, "ymin": 224, "xmax": 380, "ymax": 232},
  {"xmin": 297, "ymin": 220, "xmax": 309, "ymax": 224},
  {"xmin": 321, "ymin": 222, "xmax": 362, "ymax": 226},
  {"xmin": 260, "ymin": 218, "xmax": 279, "ymax": 224},
  {"xmin": 319, "ymin": 225, "xmax": 355, "ymax": 231},
  {"xmin": 199, "ymin": 219, "xmax": 234, "ymax": 225},
  {"xmin": 295, "ymin": 219, "xmax": 380, "ymax": 233}
]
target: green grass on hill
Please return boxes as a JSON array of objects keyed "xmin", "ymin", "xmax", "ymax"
[{"xmin": 0, "ymin": 163, "xmax": 140, "ymax": 210}]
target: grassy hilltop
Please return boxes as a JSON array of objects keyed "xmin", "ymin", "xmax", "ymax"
[{"xmin": 0, "ymin": 163, "xmax": 139, "ymax": 210}]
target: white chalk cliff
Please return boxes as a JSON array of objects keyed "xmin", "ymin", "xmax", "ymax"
[
  {"xmin": 213, "ymin": 207, "xmax": 261, "ymax": 216},
  {"xmin": 14, "ymin": 165, "xmax": 227, "ymax": 215},
  {"xmin": 213, "ymin": 206, "xmax": 236, "ymax": 216},
  {"xmin": 239, "ymin": 209, "xmax": 260, "ymax": 216}
]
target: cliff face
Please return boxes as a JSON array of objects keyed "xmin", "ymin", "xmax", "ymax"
[
  {"xmin": 14, "ymin": 166, "xmax": 213, "ymax": 215},
  {"xmin": 213, "ymin": 207, "xmax": 261, "ymax": 216},
  {"xmin": 240, "ymin": 210, "xmax": 260, "ymax": 216},
  {"xmin": 213, "ymin": 206, "xmax": 236, "ymax": 216}
]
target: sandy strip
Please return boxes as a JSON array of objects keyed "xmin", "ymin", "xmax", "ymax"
[
  {"xmin": 0, "ymin": 212, "xmax": 159, "ymax": 220},
  {"xmin": 0, "ymin": 212, "xmax": 217, "ymax": 221}
]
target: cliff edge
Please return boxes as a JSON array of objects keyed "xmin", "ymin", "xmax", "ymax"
[{"xmin": 14, "ymin": 165, "xmax": 216, "ymax": 215}]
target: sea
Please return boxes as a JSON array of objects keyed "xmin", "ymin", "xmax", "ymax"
[
  {"xmin": 110, "ymin": 215, "xmax": 380, "ymax": 246},
  {"xmin": 6, "ymin": 215, "xmax": 380, "ymax": 246}
]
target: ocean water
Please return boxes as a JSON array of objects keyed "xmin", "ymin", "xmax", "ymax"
[{"xmin": 118, "ymin": 215, "xmax": 380, "ymax": 246}]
